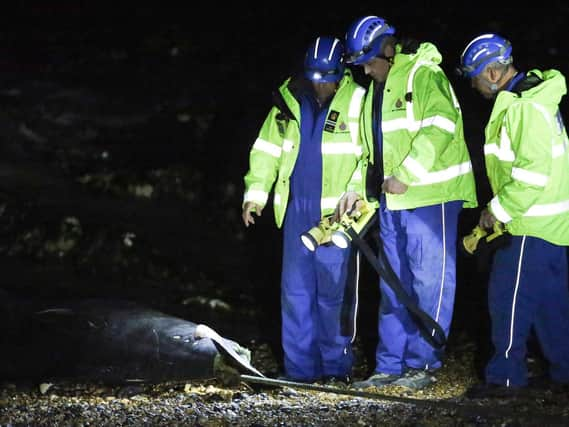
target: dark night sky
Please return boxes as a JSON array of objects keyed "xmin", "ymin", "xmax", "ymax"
[
  {"xmin": 19, "ymin": 6, "xmax": 569, "ymax": 95},
  {"xmin": 1, "ymin": 2, "xmax": 568, "ymax": 198},
  {"xmin": 0, "ymin": 3, "xmax": 566, "ymax": 189},
  {"xmin": 0, "ymin": 2, "xmax": 567, "ymax": 225},
  {"xmin": 3, "ymin": 3, "xmax": 568, "ymax": 77},
  {"xmin": 2, "ymin": 4, "xmax": 567, "ymax": 101}
]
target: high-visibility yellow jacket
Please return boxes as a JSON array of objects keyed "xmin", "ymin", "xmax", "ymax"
[
  {"xmin": 360, "ymin": 42, "xmax": 478, "ymax": 210},
  {"xmin": 485, "ymin": 69, "xmax": 569, "ymax": 245},
  {"xmin": 243, "ymin": 69, "xmax": 366, "ymax": 227}
]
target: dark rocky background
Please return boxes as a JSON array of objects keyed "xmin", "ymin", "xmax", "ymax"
[{"xmin": 0, "ymin": 2, "xmax": 568, "ymax": 425}]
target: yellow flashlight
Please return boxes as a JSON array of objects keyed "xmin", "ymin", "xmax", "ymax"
[
  {"xmin": 300, "ymin": 215, "xmax": 336, "ymax": 252},
  {"xmin": 331, "ymin": 200, "xmax": 376, "ymax": 249}
]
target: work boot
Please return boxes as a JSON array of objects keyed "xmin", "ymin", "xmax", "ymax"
[
  {"xmin": 351, "ymin": 372, "xmax": 400, "ymax": 389},
  {"xmin": 322, "ymin": 374, "xmax": 351, "ymax": 387},
  {"xmin": 392, "ymin": 369, "xmax": 435, "ymax": 390}
]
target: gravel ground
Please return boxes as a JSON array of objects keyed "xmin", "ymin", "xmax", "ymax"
[{"xmin": 1, "ymin": 341, "xmax": 568, "ymax": 426}]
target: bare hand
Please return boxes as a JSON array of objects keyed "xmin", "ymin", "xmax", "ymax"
[
  {"xmin": 479, "ymin": 208, "xmax": 497, "ymax": 229},
  {"xmin": 382, "ymin": 177, "xmax": 408, "ymax": 194},
  {"xmin": 334, "ymin": 191, "xmax": 362, "ymax": 222},
  {"xmin": 242, "ymin": 202, "xmax": 263, "ymax": 227}
]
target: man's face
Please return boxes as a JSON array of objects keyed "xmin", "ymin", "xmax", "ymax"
[
  {"xmin": 311, "ymin": 81, "xmax": 338, "ymax": 104},
  {"xmin": 361, "ymin": 56, "xmax": 391, "ymax": 83},
  {"xmin": 470, "ymin": 74, "xmax": 496, "ymax": 100}
]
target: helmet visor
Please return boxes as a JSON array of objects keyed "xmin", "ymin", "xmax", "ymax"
[
  {"xmin": 345, "ymin": 44, "xmax": 374, "ymax": 64},
  {"xmin": 459, "ymin": 50, "xmax": 502, "ymax": 78},
  {"xmin": 346, "ymin": 36, "xmax": 392, "ymax": 65}
]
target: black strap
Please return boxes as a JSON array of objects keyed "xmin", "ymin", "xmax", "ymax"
[
  {"xmin": 347, "ymin": 217, "xmax": 447, "ymax": 349},
  {"xmin": 340, "ymin": 246, "xmax": 359, "ymax": 338}
]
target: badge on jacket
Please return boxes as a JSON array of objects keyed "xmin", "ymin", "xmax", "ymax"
[{"xmin": 324, "ymin": 110, "xmax": 340, "ymax": 132}]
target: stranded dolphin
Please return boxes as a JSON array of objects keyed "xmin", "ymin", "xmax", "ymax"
[{"xmin": 0, "ymin": 291, "xmax": 261, "ymax": 384}]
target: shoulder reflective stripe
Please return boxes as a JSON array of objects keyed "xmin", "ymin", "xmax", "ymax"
[
  {"xmin": 448, "ymin": 82, "xmax": 461, "ymax": 110},
  {"xmin": 321, "ymin": 197, "xmax": 339, "ymax": 210},
  {"xmin": 484, "ymin": 143, "xmax": 515, "ymax": 162},
  {"xmin": 403, "ymin": 60, "xmax": 457, "ymax": 133},
  {"xmin": 500, "ymin": 122, "xmax": 512, "ymax": 152},
  {"xmin": 274, "ymin": 194, "xmax": 282, "ymax": 206},
  {"xmin": 407, "ymin": 62, "xmax": 422, "ymax": 100},
  {"xmin": 244, "ymin": 189, "xmax": 269, "ymax": 204},
  {"xmin": 322, "ymin": 142, "xmax": 361, "ymax": 155},
  {"xmin": 382, "ymin": 115, "xmax": 455, "ymax": 133},
  {"xmin": 524, "ymin": 199, "xmax": 569, "ymax": 217},
  {"xmin": 351, "ymin": 169, "xmax": 362, "ymax": 180},
  {"xmin": 252, "ymin": 138, "xmax": 281, "ymax": 157},
  {"xmin": 282, "ymin": 139, "xmax": 294, "ymax": 152},
  {"xmin": 405, "ymin": 61, "xmax": 427, "ymax": 124},
  {"xmin": 530, "ymin": 102, "xmax": 553, "ymax": 128},
  {"xmin": 348, "ymin": 87, "xmax": 365, "ymax": 119},
  {"xmin": 553, "ymin": 143, "xmax": 566, "ymax": 158},
  {"xmin": 347, "ymin": 87, "xmax": 364, "ymax": 146},
  {"xmin": 409, "ymin": 161, "xmax": 473, "ymax": 186},
  {"xmin": 490, "ymin": 197, "xmax": 512, "ymax": 223},
  {"xmin": 511, "ymin": 167, "xmax": 548, "ymax": 187},
  {"xmin": 349, "ymin": 121, "xmax": 360, "ymax": 147}
]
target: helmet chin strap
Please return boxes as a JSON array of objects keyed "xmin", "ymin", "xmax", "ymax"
[
  {"xmin": 484, "ymin": 81, "xmax": 500, "ymax": 99},
  {"xmin": 477, "ymin": 75, "xmax": 498, "ymax": 93}
]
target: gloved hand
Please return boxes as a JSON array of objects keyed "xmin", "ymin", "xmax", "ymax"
[{"xmin": 242, "ymin": 202, "xmax": 263, "ymax": 227}]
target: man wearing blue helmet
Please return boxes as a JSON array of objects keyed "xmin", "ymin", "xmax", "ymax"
[
  {"xmin": 242, "ymin": 36, "xmax": 366, "ymax": 383},
  {"xmin": 459, "ymin": 33, "xmax": 569, "ymax": 398},
  {"xmin": 337, "ymin": 15, "xmax": 478, "ymax": 390}
]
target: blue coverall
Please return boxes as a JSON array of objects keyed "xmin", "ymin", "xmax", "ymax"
[{"xmin": 281, "ymin": 94, "xmax": 356, "ymax": 381}]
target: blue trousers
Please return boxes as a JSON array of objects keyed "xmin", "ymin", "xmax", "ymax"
[
  {"xmin": 376, "ymin": 201, "xmax": 461, "ymax": 374},
  {"xmin": 486, "ymin": 235, "xmax": 569, "ymax": 387},
  {"xmin": 281, "ymin": 206, "xmax": 356, "ymax": 381}
]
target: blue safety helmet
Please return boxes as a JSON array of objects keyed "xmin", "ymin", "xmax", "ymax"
[
  {"xmin": 459, "ymin": 33, "xmax": 513, "ymax": 78},
  {"xmin": 304, "ymin": 36, "xmax": 345, "ymax": 83},
  {"xmin": 344, "ymin": 15, "xmax": 396, "ymax": 65}
]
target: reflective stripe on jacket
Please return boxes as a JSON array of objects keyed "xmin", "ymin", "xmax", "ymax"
[
  {"xmin": 243, "ymin": 69, "xmax": 366, "ymax": 227},
  {"xmin": 360, "ymin": 42, "xmax": 477, "ymax": 210},
  {"xmin": 485, "ymin": 69, "xmax": 569, "ymax": 245}
]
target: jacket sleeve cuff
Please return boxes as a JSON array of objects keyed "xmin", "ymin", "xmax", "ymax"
[{"xmin": 489, "ymin": 197, "xmax": 512, "ymax": 224}]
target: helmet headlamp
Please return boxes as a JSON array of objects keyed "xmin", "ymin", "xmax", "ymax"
[{"xmin": 304, "ymin": 36, "xmax": 345, "ymax": 83}]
